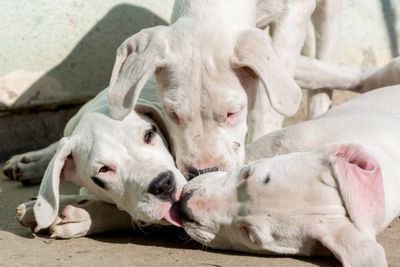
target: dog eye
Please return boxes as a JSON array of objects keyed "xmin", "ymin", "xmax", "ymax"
[
  {"xmin": 227, "ymin": 111, "xmax": 236, "ymax": 118},
  {"xmin": 91, "ymin": 176, "xmax": 107, "ymax": 190},
  {"xmin": 263, "ymin": 174, "xmax": 271, "ymax": 184},
  {"xmin": 98, "ymin": 166, "xmax": 110, "ymax": 173},
  {"xmin": 226, "ymin": 107, "xmax": 243, "ymax": 124},
  {"xmin": 144, "ymin": 125, "xmax": 157, "ymax": 144}
]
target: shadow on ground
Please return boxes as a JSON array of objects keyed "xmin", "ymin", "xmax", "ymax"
[{"xmin": 0, "ymin": 166, "xmax": 346, "ymax": 267}]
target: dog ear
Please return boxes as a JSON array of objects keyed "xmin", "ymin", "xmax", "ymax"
[
  {"xmin": 237, "ymin": 216, "xmax": 270, "ymax": 250},
  {"xmin": 107, "ymin": 26, "xmax": 169, "ymax": 120},
  {"xmin": 33, "ymin": 137, "xmax": 78, "ymax": 228},
  {"xmin": 311, "ymin": 222, "xmax": 388, "ymax": 267},
  {"xmin": 325, "ymin": 143, "xmax": 385, "ymax": 239},
  {"xmin": 231, "ymin": 28, "xmax": 302, "ymax": 116}
]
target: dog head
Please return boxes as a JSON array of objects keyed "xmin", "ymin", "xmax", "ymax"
[
  {"xmin": 107, "ymin": 25, "xmax": 301, "ymax": 178},
  {"xmin": 179, "ymin": 144, "xmax": 387, "ymax": 266},
  {"xmin": 33, "ymin": 97, "xmax": 185, "ymax": 229}
]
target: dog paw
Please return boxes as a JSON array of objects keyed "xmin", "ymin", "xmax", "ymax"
[
  {"xmin": 49, "ymin": 205, "xmax": 91, "ymax": 239},
  {"xmin": 16, "ymin": 200, "xmax": 42, "ymax": 233},
  {"xmin": 3, "ymin": 151, "xmax": 51, "ymax": 185},
  {"xmin": 16, "ymin": 197, "xmax": 92, "ymax": 238}
]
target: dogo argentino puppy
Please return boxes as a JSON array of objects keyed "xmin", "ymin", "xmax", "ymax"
[
  {"xmin": 178, "ymin": 62, "xmax": 400, "ymax": 266},
  {"xmin": 13, "ymin": 80, "xmax": 185, "ymax": 238},
  {"xmin": 107, "ymin": 0, "xmax": 345, "ymax": 178}
]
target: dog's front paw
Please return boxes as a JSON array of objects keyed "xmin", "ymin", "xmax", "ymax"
[
  {"xmin": 3, "ymin": 151, "xmax": 51, "ymax": 185},
  {"xmin": 49, "ymin": 204, "xmax": 92, "ymax": 239},
  {"xmin": 16, "ymin": 200, "xmax": 42, "ymax": 233},
  {"xmin": 16, "ymin": 197, "xmax": 92, "ymax": 238}
]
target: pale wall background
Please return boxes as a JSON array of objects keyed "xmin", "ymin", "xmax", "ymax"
[
  {"xmin": 0, "ymin": 0, "xmax": 174, "ymax": 109},
  {"xmin": 0, "ymin": 0, "xmax": 399, "ymax": 159}
]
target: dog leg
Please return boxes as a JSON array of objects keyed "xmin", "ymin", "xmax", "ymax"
[
  {"xmin": 17, "ymin": 195, "xmax": 132, "ymax": 238},
  {"xmin": 3, "ymin": 141, "xmax": 59, "ymax": 185},
  {"xmin": 49, "ymin": 200, "xmax": 133, "ymax": 238},
  {"xmin": 270, "ymin": 0, "xmax": 316, "ymax": 74},
  {"xmin": 308, "ymin": 0, "xmax": 342, "ymax": 118},
  {"xmin": 17, "ymin": 194, "xmax": 91, "ymax": 232},
  {"xmin": 295, "ymin": 56, "xmax": 377, "ymax": 92},
  {"xmin": 357, "ymin": 57, "xmax": 400, "ymax": 93}
]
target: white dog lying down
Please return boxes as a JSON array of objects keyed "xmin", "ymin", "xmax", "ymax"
[
  {"xmin": 178, "ymin": 84, "xmax": 400, "ymax": 266},
  {"xmin": 14, "ymin": 81, "xmax": 185, "ymax": 238},
  {"xmin": 107, "ymin": 0, "xmax": 346, "ymax": 178}
]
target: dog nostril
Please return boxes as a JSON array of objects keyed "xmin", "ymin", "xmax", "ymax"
[
  {"xmin": 187, "ymin": 166, "xmax": 219, "ymax": 180},
  {"xmin": 148, "ymin": 170, "xmax": 176, "ymax": 201}
]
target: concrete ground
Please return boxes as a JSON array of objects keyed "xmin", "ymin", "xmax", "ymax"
[
  {"xmin": 1, "ymin": 91, "xmax": 400, "ymax": 267},
  {"xmin": 1, "ymin": 168, "xmax": 399, "ymax": 267}
]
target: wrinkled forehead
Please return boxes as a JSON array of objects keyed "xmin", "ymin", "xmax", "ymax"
[
  {"xmin": 76, "ymin": 112, "xmax": 148, "ymax": 136},
  {"xmin": 168, "ymin": 25, "xmax": 235, "ymax": 65},
  {"xmin": 158, "ymin": 60, "xmax": 247, "ymax": 118},
  {"xmin": 247, "ymin": 153, "xmax": 324, "ymax": 184},
  {"xmin": 232, "ymin": 154, "xmax": 334, "ymax": 211},
  {"xmin": 71, "ymin": 112, "xmax": 153, "ymax": 158},
  {"xmin": 160, "ymin": 30, "xmax": 240, "ymax": 93}
]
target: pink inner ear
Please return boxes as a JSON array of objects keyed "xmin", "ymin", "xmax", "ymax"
[
  {"xmin": 334, "ymin": 144, "xmax": 385, "ymax": 236},
  {"xmin": 60, "ymin": 155, "xmax": 76, "ymax": 184},
  {"xmin": 335, "ymin": 146, "xmax": 377, "ymax": 172}
]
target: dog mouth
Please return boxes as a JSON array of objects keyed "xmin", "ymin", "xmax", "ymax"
[
  {"xmin": 162, "ymin": 202, "xmax": 182, "ymax": 227},
  {"xmin": 161, "ymin": 186, "xmax": 184, "ymax": 227}
]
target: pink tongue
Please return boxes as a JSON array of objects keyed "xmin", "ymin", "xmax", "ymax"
[{"xmin": 163, "ymin": 204, "xmax": 182, "ymax": 227}]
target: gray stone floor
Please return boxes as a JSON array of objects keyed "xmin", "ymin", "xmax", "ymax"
[{"xmin": 1, "ymin": 165, "xmax": 399, "ymax": 267}]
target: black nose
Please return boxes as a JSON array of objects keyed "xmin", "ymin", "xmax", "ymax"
[
  {"xmin": 148, "ymin": 170, "xmax": 176, "ymax": 201},
  {"xmin": 187, "ymin": 166, "xmax": 218, "ymax": 180},
  {"xmin": 178, "ymin": 191, "xmax": 196, "ymax": 223}
]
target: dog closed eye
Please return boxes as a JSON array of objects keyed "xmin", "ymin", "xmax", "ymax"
[
  {"xmin": 263, "ymin": 174, "xmax": 271, "ymax": 184},
  {"xmin": 91, "ymin": 176, "xmax": 108, "ymax": 190}
]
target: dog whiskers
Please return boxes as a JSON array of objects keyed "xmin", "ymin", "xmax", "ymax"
[
  {"xmin": 153, "ymin": 223, "xmax": 162, "ymax": 228},
  {"xmin": 178, "ymin": 231, "xmax": 191, "ymax": 241},
  {"xmin": 201, "ymin": 243, "xmax": 209, "ymax": 251},
  {"xmin": 130, "ymin": 217, "xmax": 137, "ymax": 231},
  {"xmin": 130, "ymin": 218, "xmax": 149, "ymax": 234}
]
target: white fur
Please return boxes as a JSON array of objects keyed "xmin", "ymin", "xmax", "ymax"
[
  {"xmin": 106, "ymin": 0, "xmax": 346, "ymax": 177},
  {"xmin": 13, "ymin": 80, "xmax": 186, "ymax": 238},
  {"xmin": 181, "ymin": 59, "xmax": 400, "ymax": 266}
]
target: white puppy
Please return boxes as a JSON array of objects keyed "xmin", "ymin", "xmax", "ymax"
[
  {"xmin": 179, "ymin": 62, "xmax": 400, "ymax": 266},
  {"xmin": 13, "ymin": 80, "xmax": 186, "ymax": 238},
  {"xmin": 107, "ymin": 0, "xmax": 344, "ymax": 178}
]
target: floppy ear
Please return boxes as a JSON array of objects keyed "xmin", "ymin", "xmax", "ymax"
[
  {"xmin": 231, "ymin": 29, "xmax": 302, "ymax": 116},
  {"xmin": 33, "ymin": 137, "xmax": 78, "ymax": 228},
  {"xmin": 107, "ymin": 26, "xmax": 169, "ymax": 120},
  {"xmin": 237, "ymin": 216, "xmax": 269, "ymax": 250},
  {"xmin": 311, "ymin": 222, "xmax": 388, "ymax": 267},
  {"xmin": 326, "ymin": 143, "xmax": 385, "ymax": 239}
]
